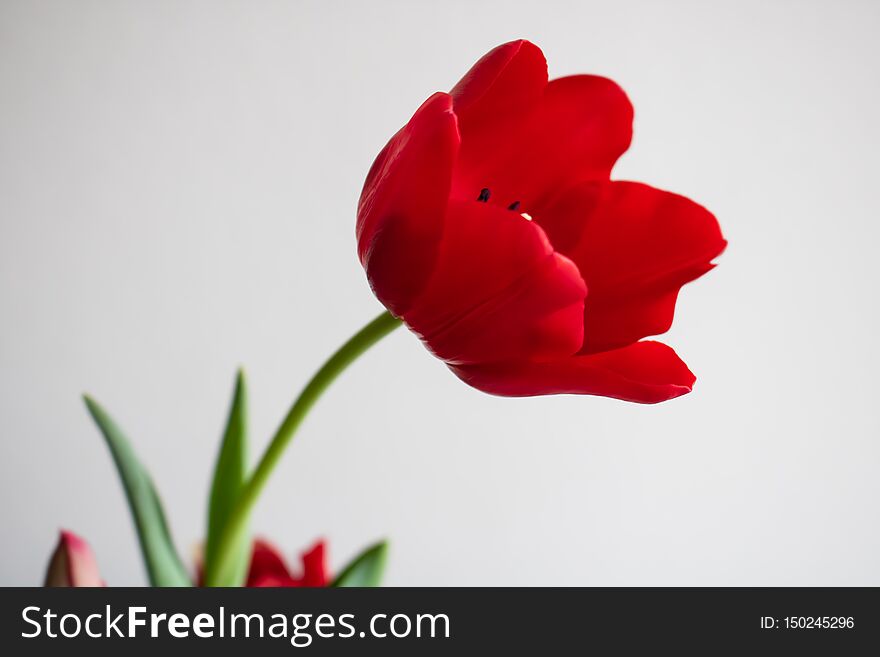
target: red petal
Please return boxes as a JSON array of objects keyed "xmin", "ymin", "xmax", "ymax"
[
  {"xmin": 538, "ymin": 181, "xmax": 726, "ymax": 353},
  {"xmin": 450, "ymin": 40, "xmax": 547, "ymax": 201},
  {"xmin": 454, "ymin": 75, "xmax": 633, "ymax": 209},
  {"xmin": 44, "ymin": 530, "xmax": 105, "ymax": 587},
  {"xmin": 298, "ymin": 541, "xmax": 329, "ymax": 587},
  {"xmin": 404, "ymin": 200, "xmax": 586, "ymax": 365},
  {"xmin": 247, "ymin": 539, "xmax": 329, "ymax": 587},
  {"xmin": 246, "ymin": 539, "xmax": 293, "ymax": 587},
  {"xmin": 450, "ymin": 40, "xmax": 548, "ymax": 121},
  {"xmin": 529, "ymin": 75, "xmax": 634, "ymax": 196},
  {"xmin": 450, "ymin": 341, "xmax": 696, "ymax": 404},
  {"xmin": 357, "ymin": 92, "xmax": 460, "ymax": 315}
]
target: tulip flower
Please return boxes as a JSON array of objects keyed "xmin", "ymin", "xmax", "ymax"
[
  {"xmin": 196, "ymin": 538, "xmax": 329, "ymax": 587},
  {"xmin": 357, "ymin": 40, "xmax": 726, "ymax": 403},
  {"xmin": 44, "ymin": 530, "xmax": 105, "ymax": 587},
  {"xmin": 246, "ymin": 539, "xmax": 328, "ymax": 587},
  {"xmin": 68, "ymin": 41, "xmax": 726, "ymax": 587}
]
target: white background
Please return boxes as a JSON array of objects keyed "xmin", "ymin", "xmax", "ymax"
[{"xmin": 2, "ymin": 0, "xmax": 878, "ymax": 585}]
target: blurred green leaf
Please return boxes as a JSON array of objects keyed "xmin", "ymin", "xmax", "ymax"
[
  {"xmin": 331, "ymin": 540, "xmax": 388, "ymax": 587},
  {"xmin": 83, "ymin": 395, "xmax": 191, "ymax": 586},
  {"xmin": 204, "ymin": 369, "xmax": 251, "ymax": 586}
]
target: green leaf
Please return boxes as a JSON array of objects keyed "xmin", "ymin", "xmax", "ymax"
[
  {"xmin": 83, "ymin": 395, "xmax": 191, "ymax": 587},
  {"xmin": 331, "ymin": 540, "xmax": 389, "ymax": 587},
  {"xmin": 204, "ymin": 369, "xmax": 251, "ymax": 587}
]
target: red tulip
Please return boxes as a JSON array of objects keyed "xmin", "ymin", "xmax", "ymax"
[
  {"xmin": 357, "ymin": 40, "xmax": 726, "ymax": 403},
  {"xmin": 44, "ymin": 530, "xmax": 105, "ymax": 587},
  {"xmin": 245, "ymin": 539, "xmax": 328, "ymax": 588}
]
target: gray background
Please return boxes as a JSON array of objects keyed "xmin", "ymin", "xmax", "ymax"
[{"xmin": 1, "ymin": 0, "xmax": 878, "ymax": 586}]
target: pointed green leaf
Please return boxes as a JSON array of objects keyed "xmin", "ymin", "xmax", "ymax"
[
  {"xmin": 331, "ymin": 540, "xmax": 388, "ymax": 587},
  {"xmin": 204, "ymin": 369, "xmax": 251, "ymax": 586},
  {"xmin": 83, "ymin": 395, "xmax": 191, "ymax": 587}
]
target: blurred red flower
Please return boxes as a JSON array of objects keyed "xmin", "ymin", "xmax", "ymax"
[
  {"xmin": 357, "ymin": 40, "xmax": 726, "ymax": 403},
  {"xmin": 245, "ymin": 538, "xmax": 328, "ymax": 588}
]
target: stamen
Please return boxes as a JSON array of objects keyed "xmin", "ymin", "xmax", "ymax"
[
  {"xmin": 507, "ymin": 201, "xmax": 521, "ymax": 211},
  {"xmin": 477, "ymin": 188, "xmax": 491, "ymax": 202}
]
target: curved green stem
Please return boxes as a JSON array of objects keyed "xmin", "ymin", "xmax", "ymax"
[{"xmin": 204, "ymin": 310, "xmax": 402, "ymax": 586}]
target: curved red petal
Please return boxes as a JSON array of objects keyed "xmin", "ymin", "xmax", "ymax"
[
  {"xmin": 450, "ymin": 40, "xmax": 548, "ymax": 120},
  {"xmin": 298, "ymin": 540, "xmax": 329, "ymax": 587},
  {"xmin": 538, "ymin": 181, "xmax": 726, "ymax": 353},
  {"xmin": 450, "ymin": 341, "xmax": 696, "ymax": 404},
  {"xmin": 357, "ymin": 92, "xmax": 460, "ymax": 315},
  {"xmin": 404, "ymin": 200, "xmax": 586, "ymax": 365},
  {"xmin": 450, "ymin": 40, "xmax": 547, "ymax": 202},
  {"xmin": 246, "ymin": 539, "xmax": 292, "ymax": 587},
  {"xmin": 529, "ymin": 75, "xmax": 634, "ymax": 196},
  {"xmin": 454, "ymin": 74, "xmax": 633, "ymax": 209}
]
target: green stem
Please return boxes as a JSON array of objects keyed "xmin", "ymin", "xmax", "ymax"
[{"xmin": 204, "ymin": 310, "xmax": 402, "ymax": 586}]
